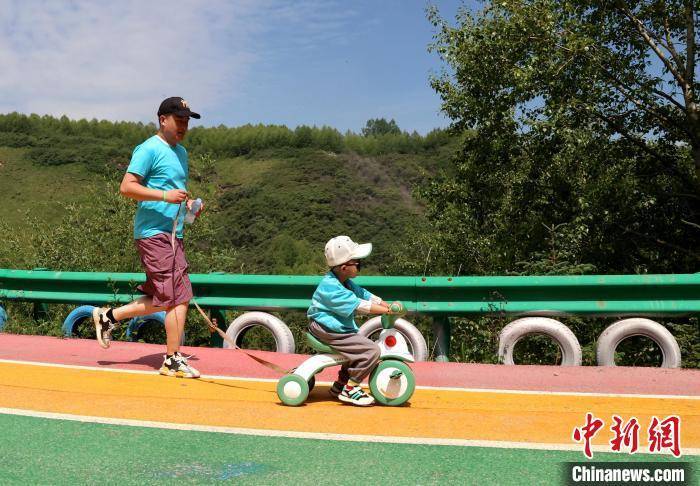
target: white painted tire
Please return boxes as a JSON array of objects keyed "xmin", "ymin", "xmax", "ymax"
[
  {"xmin": 498, "ymin": 317, "xmax": 582, "ymax": 366},
  {"xmin": 224, "ymin": 311, "xmax": 295, "ymax": 353},
  {"xmin": 358, "ymin": 317, "xmax": 428, "ymax": 362},
  {"xmin": 596, "ymin": 318, "xmax": 681, "ymax": 368}
]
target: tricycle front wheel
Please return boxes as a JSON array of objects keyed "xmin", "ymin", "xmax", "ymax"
[{"xmin": 369, "ymin": 360, "xmax": 415, "ymax": 406}]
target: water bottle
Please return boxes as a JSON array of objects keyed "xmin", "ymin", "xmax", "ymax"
[{"xmin": 184, "ymin": 198, "xmax": 202, "ymax": 224}]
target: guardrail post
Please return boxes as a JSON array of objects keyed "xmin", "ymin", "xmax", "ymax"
[
  {"xmin": 32, "ymin": 268, "xmax": 50, "ymax": 321},
  {"xmin": 207, "ymin": 308, "xmax": 228, "ymax": 348},
  {"xmin": 431, "ymin": 316, "xmax": 451, "ymax": 362},
  {"xmin": 32, "ymin": 302, "xmax": 49, "ymax": 321},
  {"xmin": 203, "ymin": 272, "xmax": 229, "ymax": 348}
]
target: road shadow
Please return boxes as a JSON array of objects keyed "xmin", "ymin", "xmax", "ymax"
[{"xmin": 97, "ymin": 352, "xmax": 201, "ymax": 370}]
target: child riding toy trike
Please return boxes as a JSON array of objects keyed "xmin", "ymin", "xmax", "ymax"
[{"xmin": 277, "ymin": 302, "xmax": 416, "ymax": 406}]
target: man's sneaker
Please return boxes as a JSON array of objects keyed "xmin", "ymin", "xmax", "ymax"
[
  {"xmin": 92, "ymin": 307, "xmax": 116, "ymax": 349},
  {"xmin": 337, "ymin": 384, "xmax": 374, "ymax": 406},
  {"xmin": 159, "ymin": 353, "xmax": 201, "ymax": 379}
]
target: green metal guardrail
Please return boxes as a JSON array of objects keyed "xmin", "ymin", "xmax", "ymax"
[{"xmin": 1, "ymin": 268, "xmax": 699, "ymax": 317}]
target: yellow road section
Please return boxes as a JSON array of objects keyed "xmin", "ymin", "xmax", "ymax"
[{"xmin": 0, "ymin": 362, "xmax": 697, "ymax": 449}]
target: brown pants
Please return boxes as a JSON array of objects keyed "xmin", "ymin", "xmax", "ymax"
[{"xmin": 309, "ymin": 321, "xmax": 381, "ymax": 383}]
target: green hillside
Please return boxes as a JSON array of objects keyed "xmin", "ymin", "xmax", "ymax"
[{"xmin": 0, "ymin": 113, "xmax": 455, "ymax": 275}]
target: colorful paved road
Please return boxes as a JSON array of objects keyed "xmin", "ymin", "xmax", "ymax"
[{"xmin": 0, "ymin": 334, "xmax": 697, "ymax": 484}]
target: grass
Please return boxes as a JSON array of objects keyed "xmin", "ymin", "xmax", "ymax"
[
  {"xmin": 216, "ymin": 156, "xmax": 283, "ymax": 187},
  {"xmin": 0, "ymin": 147, "xmax": 96, "ymax": 229}
]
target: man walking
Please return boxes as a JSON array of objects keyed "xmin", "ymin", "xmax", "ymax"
[{"xmin": 92, "ymin": 97, "xmax": 203, "ymax": 378}]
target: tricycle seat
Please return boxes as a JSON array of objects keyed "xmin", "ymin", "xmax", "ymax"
[{"xmin": 305, "ymin": 332, "xmax": 334, "ymax": 354}]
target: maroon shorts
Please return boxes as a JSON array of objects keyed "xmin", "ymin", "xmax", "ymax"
[{"xmin": 135, "ymin": 233, "xmax": 193, "ymax": 308}]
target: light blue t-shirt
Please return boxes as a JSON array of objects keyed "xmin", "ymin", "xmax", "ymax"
[
  {"xmin": 307, "ymin": 272, "xmax": 372, "ymax": 334},
  {"xmin": 127, "ymin": 135, "xmax": 189, "ymax": 240}
]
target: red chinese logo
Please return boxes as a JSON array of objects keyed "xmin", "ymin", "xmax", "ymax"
[
  {"xmin": 648, "ymin": 415, "xmax": 681, "ymax": 457},
  {"xmin": 610, "ymin": 415, "xmax": 640, "ymax": 454},
  {"xmin": 573, "ymin": 413, "xmax": 682, "ymax": 458},
  {"xmin": 573, "ymin": 412, "xmax": 605, "ymax": 458}
]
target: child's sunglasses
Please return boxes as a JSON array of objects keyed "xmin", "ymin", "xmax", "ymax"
[{"xmin": 344, "ymin": 261, "xmax": 362, "ymax": 270}]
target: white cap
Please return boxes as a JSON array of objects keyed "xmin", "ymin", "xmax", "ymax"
[{"xmin": 324, "ymin": 236, "xmax": 372, "ymax": 267}]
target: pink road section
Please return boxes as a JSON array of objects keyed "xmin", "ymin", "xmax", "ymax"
[{"xmin": 0, "ymin": 334, "xmax": 698, "ymax": 395}]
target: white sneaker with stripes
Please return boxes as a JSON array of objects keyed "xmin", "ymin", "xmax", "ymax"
[{"xmin": 338, "ymin": 384, "xmax": 374, "ymax": 406}]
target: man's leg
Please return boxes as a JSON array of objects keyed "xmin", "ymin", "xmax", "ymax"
[
  {"xmin": 112, "ymin": 296, "xmax": 165, "ymax": 322},
  {"xmin": 164, "ymin": 301, "xmax": 188, "ymax": 356},
  {"xmin": 159, "ymin": 301, "xmax": 199, "ymax": 378},
  {"xmin": 93, "ymin": 296, "xmax": 167, "ymax": 349}
]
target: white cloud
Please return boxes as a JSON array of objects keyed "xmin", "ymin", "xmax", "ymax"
[{"xmin": 0, "ymin": 0, "xmax": 360, "ymax": 124}]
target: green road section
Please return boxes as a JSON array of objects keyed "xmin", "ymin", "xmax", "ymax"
[{"xmin": 0, "ymin": 414, "xmax": 695, "ymax": 485}]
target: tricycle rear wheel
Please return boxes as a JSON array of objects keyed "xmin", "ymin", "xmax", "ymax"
[{"xmin": 277, "ymin": 374, "xmax": 309, "ymax": 406}]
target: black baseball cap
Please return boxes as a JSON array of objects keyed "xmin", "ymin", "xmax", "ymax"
[{"xmin": 157, "ymin": 97, "xmax": 201, "ymax": 119}]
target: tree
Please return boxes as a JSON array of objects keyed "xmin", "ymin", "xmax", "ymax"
[
  {"xmin": 361, "ymin": 118, "xmax": 402, "ymax": 136},
  {"xmin": 294, "ymin": 125, "xmax": 314, "ymax": 147},
  {"xmin": 418, "ymin": 1, "xmax": 699, "ymax": 275},
  {"xmin": 430, "ymin": 0, "xmax": 699, "ymax": 179}
]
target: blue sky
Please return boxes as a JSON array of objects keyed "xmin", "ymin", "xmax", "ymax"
[{"xmin": 0, "ymin": 0, "xmax": 478, "ymax": 134}]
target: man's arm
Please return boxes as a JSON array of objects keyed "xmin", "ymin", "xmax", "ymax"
[{"xmin": 119, "ymin": 172, "xmax": 187, "ymax": 203}]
